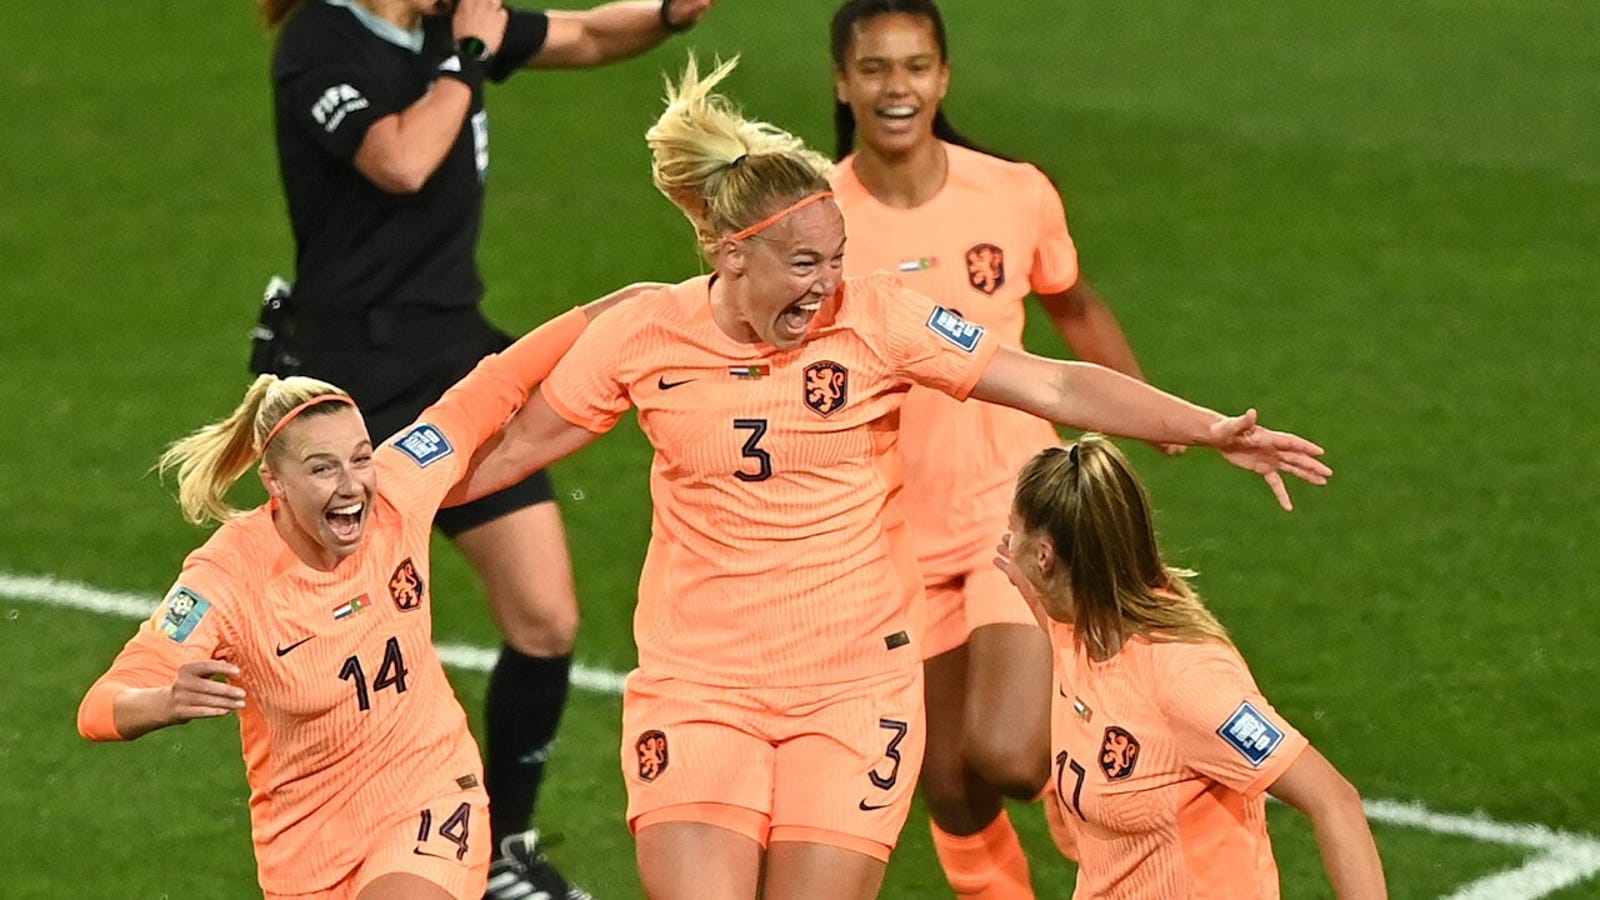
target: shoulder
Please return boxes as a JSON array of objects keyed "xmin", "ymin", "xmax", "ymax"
[
  {"xmin": 176, "ymin": 513, "xmax": 276, "ymax": 614},
  {"xmin": 274, "ymin": 2, "xmax": 365, "ymax": 75},
  {"xmin": 836, "ymin": 273, "xmax": 916, "ymax": 326},
  {"xmin": 946, "ymin": 143, "xmax": 1056, "ymax": 203},
  {"xmin": 1149, "ymin": 638, "xmax": 1255, "ymax": 699},
  {"xmin": 589, "ymin": 278, "xmax": 703, "ymax": 344}
]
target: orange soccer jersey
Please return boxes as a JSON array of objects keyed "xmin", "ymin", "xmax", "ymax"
[
  {"xmin": 1043, "ymin": 622, "xmax": 1310, "ymax": 899},
  {"xmin": 539, "ymin": 274, "xmax": 998, "ymax": 687},
  {"xmin": 77, "ymin": 310, "xmax": 587, "ymax": 895},
  {"xmin": 833, "ymin": 142, "xmax": 1080, "ymax": 581}
]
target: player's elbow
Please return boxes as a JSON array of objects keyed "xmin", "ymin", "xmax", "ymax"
[{"xmin": 1300, "ymin": 767, "xmax": 1367, "ymax": 826}]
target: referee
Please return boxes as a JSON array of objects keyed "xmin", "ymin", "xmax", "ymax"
[{"xmin": 253, "ymin": 1, "xmax": 715, "ymax": 897}]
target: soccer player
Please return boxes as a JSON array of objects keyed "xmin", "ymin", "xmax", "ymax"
[
  {"xmin": 827, "ymin": 3, "xmax": 1179, "ymax": 895},
  {"xmin": 995, "ymin": 436, "xmax": 1387, "ymax": 899},
  {"xmin": 77, "ymin": 292, "xmax": 633, "ymax": 900},
  {"xmin": 443, "ymin": 56, "xmax": 1331, "ymax": 899},
  {"xmin": 253, "ymin": 1, "xmax": 714, "ymax": 895}
]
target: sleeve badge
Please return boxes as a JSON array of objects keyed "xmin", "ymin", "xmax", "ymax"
[
  {"xmin": 1217, "ymin": 700, "xmax": 1287, "ymax": 767},
  {"xmin": 158, "ymin": 587, "xmax": 211, "ymax": 643}
]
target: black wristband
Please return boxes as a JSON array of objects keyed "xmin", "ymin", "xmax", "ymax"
[
  {"xmin": 437, "ymin": 50, "xmax": 486, "ymax": 95},
  {"xmin": 659, "ymin": 0, "xmax": 692, "ymax": 33}
]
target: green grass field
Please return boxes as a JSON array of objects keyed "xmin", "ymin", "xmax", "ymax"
[{"xmin": 3, "ymin": 1, "xmax": 1597, "ymax": 897}]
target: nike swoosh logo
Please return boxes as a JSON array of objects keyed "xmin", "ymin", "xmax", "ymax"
[
  {"xmin": 657, "ymin": 376, "xmax": 695, "ymax": 390},
  {"xmin": 412, "ymin": 847, "xmax": 453, "ymax": 861},
  {"xmin": 858, "ymin": 798, "xmax": 894, "ymax": 811},
  {"xmin": 1060, "ymin": 684, "xmax": 1070, "ymax": 698},
  {"xmin": 275, "ymin": 636, "xmax": 314, "ymax": 657}
]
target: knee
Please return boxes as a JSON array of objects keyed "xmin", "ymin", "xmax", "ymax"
[
  {"xmin": 966, "ymin": 731, "xmax": 1050, "ymax": 800},
  {"xmin": 491, "ymin": 585, "xmax": 579, "ymax": 656},
  {"xmin": 919, "ymin": 749, "xmax": 977, "ymax": 825}
]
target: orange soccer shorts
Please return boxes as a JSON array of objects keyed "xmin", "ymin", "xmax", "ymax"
[
  {"xmin": 263, "ymin": 788, "xmax": 490, "ymax": 900},
  {"xmin": 923, "ymin": 544, "xmax": 1039, "ymax": 659},
  {"xmin": 621, "ymin": 664, "xmax": 926, "ymax": 862}
]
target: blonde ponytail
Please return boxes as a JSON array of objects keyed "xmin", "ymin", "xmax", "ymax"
[
  {"xmin": 646, "ymin": 55, "xmax": 834, "ymax": 251},
  {"xmin": 1014, "ymin": 436, "xmax": 1232, "ymax": 658},
  {"xmin": 157, "ymin": 374, "xmax": 350, "ymax": 525}
]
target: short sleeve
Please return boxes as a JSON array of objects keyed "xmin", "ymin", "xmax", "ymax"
[
  {"xmin": 275, "ymin": 26, "xmax": 396, "ymax": 161},
  {"xmin": 878, "ymin": 280, "xmax": 1000, "ymax": 401},
  {"xmin": 539, "ymin": 312, "xmax": 635, "ymax": 434},
  {"xmin": 78, "ymin": 568, "xmax": 235, "ymax": 741},
  {"xmin": 1028, "ymin": 167, "xmax": 1080, "ymax": 296},
  {"xmin": 1159, "ymin": 642, "xmax": 1309, "ymax": 796},
  {"xmin": 489, "ymin": 9, "xmax": 551, "ymax": 80}
]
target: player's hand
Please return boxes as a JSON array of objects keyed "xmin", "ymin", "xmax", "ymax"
[
  {"xmin": 1205, "ymin": 409, "xmax": 1332, "ymax": 511},
  {"xmin": 663, "ymin": 0, "xmax": 716, "ymax": 30},
  {"xmin": 992, "ymin": 533, "xmax": 1042, "ymax": 606},
  {"xmin": 166, "ymin": 660, "xmax": 246, "ymax": 725},
  {"xmin": 453, "ymin": 0, "xmax": 509, "ymax": 55},
  {"xmin": 1149, "ymin": 441, "xmax": 1188, "ymax": 457}
]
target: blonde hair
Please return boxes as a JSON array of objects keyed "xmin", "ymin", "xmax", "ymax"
[
  {"xmin": 156, "ymin": 374, "xmax": 352, "ymax": 525},
  {"xmin": 1013, "ymin": 435, "xmax": 1232, "ymax": 659},
  {"xmin": 646, "ymin": 55, "xmax": 835, "ymax": 253}
]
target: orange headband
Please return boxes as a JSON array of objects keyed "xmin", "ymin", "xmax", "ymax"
[
  {"xmin": 262, "ymin": 394, "xmax": 356, "ymax": 451},
  {"xmin": 728, "ymin": 191, "xmax": 835, "ymax": 241}
]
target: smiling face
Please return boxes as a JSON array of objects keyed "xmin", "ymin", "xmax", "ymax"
[
  {"xmin": 719, "ymin": 198, "xmax": 848, "ymax": 351},
  {"xmin": 260, "ymin": 406, "xmax": 376, "ymax": 568},
  {"xmin": 835, "ymin": 12, "xmax": 950, "ymax": 159}
]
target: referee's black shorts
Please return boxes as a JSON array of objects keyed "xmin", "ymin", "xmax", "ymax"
[{"xmin": 277, "ymin": 306, "xmax": 555, "ymax": 537}]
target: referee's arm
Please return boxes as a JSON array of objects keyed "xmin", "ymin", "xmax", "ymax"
[{"xmin": 529, "ymin": 0, "xmax": 714, "ymax": 68}]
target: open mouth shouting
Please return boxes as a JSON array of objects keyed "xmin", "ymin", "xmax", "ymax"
[
  {"xmin": 324, "ymin": 500, "xmax": 367, "ymax": 545},
  {"xmin": 776, "ymin": 297, "xmax": 825, "ymax": 344}
]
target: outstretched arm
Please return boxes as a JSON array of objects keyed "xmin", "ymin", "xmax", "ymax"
[
  {"xmin": 1269, "ymin": 748, "xmax": 1388, "ymax": 899},
  {"xmin": 1037, "ymin": 280, "xmax": 1184, "ymax": 457},
  {"xmin": 969, "ymin": 346, "xmax": 1330, "ymax": 509},
  {"xmin": 530, "ymin": 0, "xmax": 715, "ymax": 68}
]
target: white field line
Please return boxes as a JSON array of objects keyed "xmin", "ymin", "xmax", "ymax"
[{"xmin": 6, "ymin": 570, "xmax": 1600, "ymax": 899}]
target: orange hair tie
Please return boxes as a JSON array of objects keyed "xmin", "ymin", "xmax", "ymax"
[
  {"xmin": 262, "ymin": 394, "xmax": 356, "ymax": 450},
  {"xmin": 729, "ymin": 191, "xmax": 835, "ymax": 241}
]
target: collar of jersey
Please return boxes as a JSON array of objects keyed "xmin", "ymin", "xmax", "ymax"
[{"xmin": 326, "ymin": 0, "xmax": 425, "ymax": 53}]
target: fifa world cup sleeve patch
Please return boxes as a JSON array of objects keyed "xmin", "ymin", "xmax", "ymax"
[
  {"xmin": 394, "ymin": 424, "xmax": 454, "ymax": 467},
  {"xmin": 158, "ymin": 587, "xmax": 211, "ymax": 643},
  {"xmin": 1217, "ymin": 700, "xmax": 1287, "ymax": 767},
  {"xmin": 925, "ymin": 306, "xmax": 985, "ymax": 352}
]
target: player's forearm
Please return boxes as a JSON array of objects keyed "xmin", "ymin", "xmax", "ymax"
[
  {"xmin": 444, "ymin": 396, "xmax": 599, "ymax": 507},
  {"xmin": 1311, "ymin": 796, "xmax": 1388, "ymax": 899},
  {"xmin": 79, "ymin": 681, "xmax": 172, "ymax": 742},
  {"xmin": 1042, "ymin": 284, "xmax": 1149, "ymax": 383},
  {"xmin": 974, "ymin": 350, "xmax": 1219, "ymax": 446},
  {"xmin": 113, "ymin": 686, "xmax": 185, "ymax": 741},
  {"xmin": 353, "ymin": 82, "xmax": 473, "ymax": 194}
]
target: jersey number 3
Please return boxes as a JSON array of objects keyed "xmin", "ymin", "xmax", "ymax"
[{"xmin": 733, "ymin": 418, "xmax": 772, "ymax": 482}]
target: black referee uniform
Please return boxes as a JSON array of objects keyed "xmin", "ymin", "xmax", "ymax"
[{"xmin": 269, "ymin": 0, "xmax": 554, "ymax": 534}]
